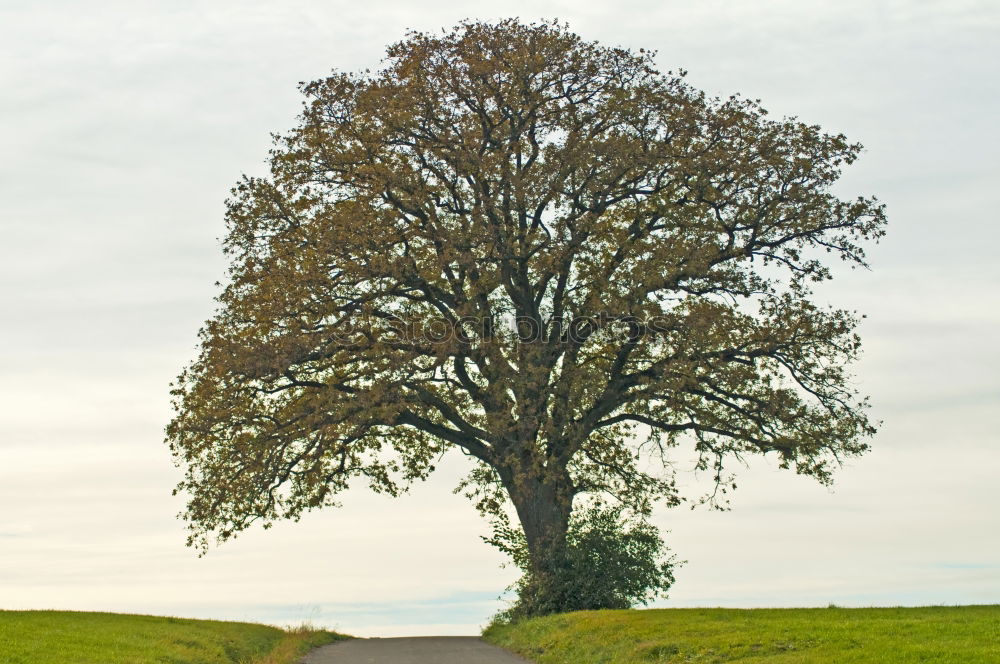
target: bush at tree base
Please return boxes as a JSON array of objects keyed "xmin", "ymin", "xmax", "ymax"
[{"xmin": 486, "ymin": 506, "xmax": 679, "ymax": 622}]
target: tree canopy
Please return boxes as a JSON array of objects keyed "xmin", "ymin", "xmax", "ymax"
[{"xmin": 167, "ymin": 19, "xmax": 885, "ymax": 614}]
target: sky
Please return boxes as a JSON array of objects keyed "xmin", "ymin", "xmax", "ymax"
[{"xmin": 1, "ymin": 0, "xmax": 998, "ymax": 637}]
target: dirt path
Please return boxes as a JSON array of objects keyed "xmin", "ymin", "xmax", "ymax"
[{"xmin": 300, "ymin": 636, "xmax": 530, "ymax": 663}]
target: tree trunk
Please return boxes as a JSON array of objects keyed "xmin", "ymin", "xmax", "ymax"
[
  {"xmin": 510, "ymin": 476, "xmax": 571, "ymax": 561},
  {"xmin": 502, "ymin": 468, "xmax": 575, "ymax": 616}
]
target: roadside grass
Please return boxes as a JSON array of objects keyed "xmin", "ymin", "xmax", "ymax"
[
  {"xmin": 251, "ymin": 622, "xmax": 344, "ymax": 664},
  {"xmin": 483, "ymin": 605, "xmax": 1000, "ymax": 663},
  {"xmin": 0, "ymin": 611, "xmax": 348, "ymax": 664}
]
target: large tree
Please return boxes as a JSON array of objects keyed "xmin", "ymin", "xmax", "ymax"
[{"xmin": 167, "ymin": 19, "xmax": 885, "ymax": 613}]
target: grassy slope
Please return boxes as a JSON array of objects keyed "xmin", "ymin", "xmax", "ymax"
[
  {"xmin": 483, "ymin": 606, "xmax": 1000, "ymax": 664},
  {"xmin": 0, "ymin": 611, "xmax": 347, "ymax": 664}
]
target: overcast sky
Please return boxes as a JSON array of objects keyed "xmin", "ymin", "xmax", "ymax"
[{"xmin": 1, "ymin": 0, "xmax": 998, "ymax": 637}]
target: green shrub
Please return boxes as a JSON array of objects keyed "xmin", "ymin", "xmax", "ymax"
[{"xmin": 487, "ymin": 506, "xmax": 679, "ymax": 622}]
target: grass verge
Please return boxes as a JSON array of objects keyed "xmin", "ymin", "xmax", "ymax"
[
  {"xmin": 483, "ymin": 605, "xmax": 1000, "ymax": 663},
  {"xmin": 0, "ymin": 610, "xmax": 348, "ymax": 664},
  {"xmin": 251, "ymin": 622, "xmax": 346, "ymax": 664}
]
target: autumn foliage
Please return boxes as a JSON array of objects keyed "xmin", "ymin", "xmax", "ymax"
[{"xmin": 167, "ymin": 19, "xmax": 885, "ymax": 615}]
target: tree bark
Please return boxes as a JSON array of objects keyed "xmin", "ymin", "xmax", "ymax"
[
  {"xmin": 501, "ymin": 466, "xmax": 575, "ymax": 615},
  {"xmin": 511, "ymin": 478, "xmax": 571, "ymax": 558}
]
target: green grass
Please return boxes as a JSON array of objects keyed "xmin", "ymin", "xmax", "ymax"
[
  {"xmin": 0, "ymin": 611, "xmax": 348, "ymax": 664},
  {"xmin": 483, "ymin": 605, "xmax": 1000, "ymax": 663}
]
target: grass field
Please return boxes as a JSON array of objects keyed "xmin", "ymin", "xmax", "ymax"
[
  {"xmin": 483, "ymin": 605, "xmax": 1000, "ymax": 663},
  {"xmin": 0, "ymin": 611, "xmax": 347, "ymax": 664}
]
